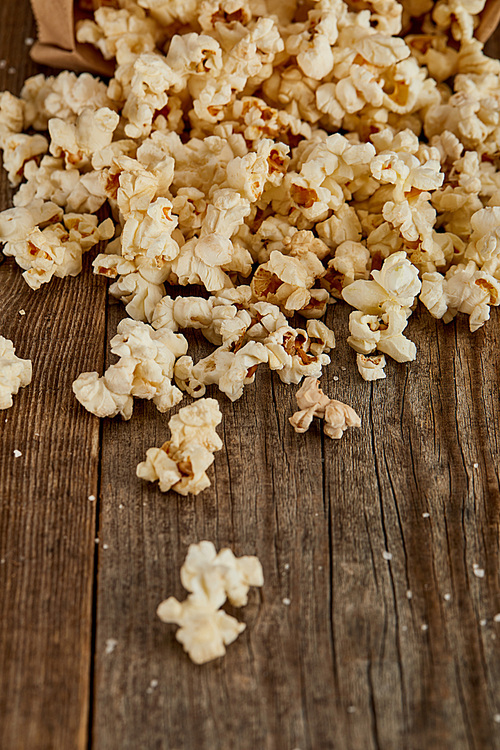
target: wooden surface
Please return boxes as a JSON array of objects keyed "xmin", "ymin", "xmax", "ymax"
[{"xmin": 1, "ymin": 4, "xmax": 500, "ymax": 749}]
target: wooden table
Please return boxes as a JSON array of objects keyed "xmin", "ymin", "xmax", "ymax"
[{"xmin": 1, "ymin": 3, "xmax": 499, "ymax": 748}]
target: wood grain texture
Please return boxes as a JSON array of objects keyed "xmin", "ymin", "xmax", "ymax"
[
  {"xmin": 0, "ymin": 2, "xmax": 499, "ymax": 749},
  {"xmin": 0, "ymin": 5, "xmax": 106, "ymax": 747}
]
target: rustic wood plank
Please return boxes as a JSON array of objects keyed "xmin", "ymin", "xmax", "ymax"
[
  {"xmin": 0, "ymin": 2, "xmax": 499, "ymax": 749},
  {"xmin": 92, "ymin": 300, "xmax": 500, "ymax": 750},
  {"xmin": 0, "ymin": 3, "xmax": 107, "ymax": 746}
]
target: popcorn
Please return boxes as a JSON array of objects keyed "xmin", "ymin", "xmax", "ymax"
[
  {"xmin": 2, "ymin": 0, "xmax": 500, "ymax": 493},
  {"xmin": 289, "ymin": 377, "xmax": 361, "ymax": 439},
  {"xmin": 2, "ymin": 214, "xmax": 114, "ymax": 290},
  {"xmin": 137, "ymin": 398, "xmax": 222, "ymax": 494},
  {"xmin": 0, "ymin": 336, "xmax": 32, "ymax": 410},
  {"xmin": 342, "ymin": 251, "xmax": 421, "ymax": 315},
  {"xmin": 73, "ymin": 319, "xmax": 188, "ymax": 419},
  {"xmin": 157, "ymin": 540, "xmax": 263, "ymax": 664},
  {"xmin": 179, "ymin": 540, "xmax": 264, "ymax": 608},
  {"xmin": 157, "ymin": 595, "xmax": 245, "ymax": 664},
  {"xmin": 356, "ymin": 353, "xmax": 387, "ymax": 381}
]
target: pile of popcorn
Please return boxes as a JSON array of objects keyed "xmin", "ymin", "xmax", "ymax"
[
  {"xmin": 157, "ymin": 540, "xmax": 264, "ymax": 664},
  {"xmin": 2, "ymin": 0, "xmax": 500, "ymax": 452}
]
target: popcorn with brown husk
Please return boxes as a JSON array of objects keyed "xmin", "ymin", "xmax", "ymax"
[
  {"xmin": 137, "ymin": 398, "xmax": 222, "ymax": 495},
  {"xmin": 289, "ymin": 376, "xmax": 361, "ymax": 439}
]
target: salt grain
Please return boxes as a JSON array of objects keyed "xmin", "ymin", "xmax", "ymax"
[
  {"xmin": 473, "ymin": 564, "xmax": 485, "ymax": 579},
  {"xmin": 7, "ymin": 67, "xmax": 16, "ymax": 75},
  {"xmin": 13, "ymin": 449, "xmax": 22, "ymax": 458},
  {"xmin": 19, "ymin": 309, "xmax": 25, "ymax": 316},
  {"xmin": 105, "ymin": 638, "xmax": 118, "ymax": 655},
  {"xmin": 444, "ymin": 593, "xmax": 451, "ymax": 602},
  {"xmin": 422, "ymin": 512, "xmax": 430, "ymax": 518},
  {"xmin": 24, "ymin": 37, "xmax": 34, "ymax": 47},
  {"xmin": 382, "ymin": 551, "xmax": 392, "ymax": 561},
  {"xmin": 282, "ymin": 597, "xmax": 291, "ymax": 606},
  {"xmin": 406, "ymin": 590, "xmax": 412, "ymax": 599},
  {"xmin": 88, "ymin": 495, "xmax": 96, "ymax": 501},
  {"xmin": 346, "ymin": 706, "xmax": 356, "ymax": 714},
  {"xmin": 493, "ymin": 613, "xmax": 500, "ymax": 623},
  {"xmin": 421, "ymin": 624, "xmax": 429, "ymax": 632}
]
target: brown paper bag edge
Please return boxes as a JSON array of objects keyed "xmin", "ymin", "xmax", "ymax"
[{"xmin": 29, "ymin": 0, "xmax": 114, "ymax": 77}]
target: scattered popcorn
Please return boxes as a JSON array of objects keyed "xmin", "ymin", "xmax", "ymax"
[
  {"xmin": 157, "ymin": 541, "xmax": 263, "ymax": 664},
  {"xmin": 0, "ymin": 336, "xmax": 32, "ymax": 410},
  {"xmin": 137, "ymin": 398, "xmax": 223, "ymax": 495},
  {"xmin": 0, "ymin": 0, "xmax": 500, "ymax": 499},
  {"xmin": 289, "ymin": 377, "xmax": 361, "ymax": 440}
]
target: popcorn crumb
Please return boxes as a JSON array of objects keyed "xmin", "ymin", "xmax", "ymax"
[
  {"xmin": 382, "ymin": 551, "xmax": 393, "ymax": 561},
  {"xmin": 494, "ymin": 714, "xmax": 500, "ymax": 724},
  {"xmin": 282, "ymin": 597, "xmax": 291, "ymax": 606},
  {"xmin": 95, "ymin": 538, "xmax": 99, "ymax": 544},
  {"xmin": 104, "ymin": 638, "xmax": 118, "ymax": 655},
  {"xmin": 346, "ymin": 706, "xmax": 356, "ymax": 714},
  {"xmin": 13, "ymin": 449, "xmax": 22, "ymax": 458},
  {"xmin": 88, "ymin": 495, "xmax": 96, "ymax": 501},
  {"xmin": 24, "ymin": 38, "xmax": 34, "ymax": 47},
  {"xmin": 406, "ymin": 590, "xmax": 412, "ymax": 599},
  {"xmin": 444, "ymin": 593, "xmax": 451, "ymax": 602},
  {"xmin": 473, "ymin": 463, "xmax": 479, "ymax": 469},
  {"xmin": 421, "ymin": 624, "xmax": 429, "ymax": 632},
  {"xmin": 146, "ymin": 679, "xmax": 158, "ymax": 694},
  {"xmin": 103, "ymin": 544, "xmax": 109, "ymax": 550},
  {"xmin": 18, "ymin": 309, "xmax": 25, "ymax": 316},
  {"xmin": 480, "ymin": 619, "xmax": 487, "ymax": 626},
  {"xmin": 494, "ymin": 614, "xmax": 500, "ymax": 623},
  {"xmin": 473, "ymin": 564, "xmax": 485, "ymax": 579},
  {"xmin": 422, "ymin": 513, "xmax": 430, "ymax": 518},
  {"xmin": 7, "ymin": 67, "xmax": 16, "ymax": 75},
  {"xmin": 284, "ymin": 563, "xmax": 290, "ymax": 571}
]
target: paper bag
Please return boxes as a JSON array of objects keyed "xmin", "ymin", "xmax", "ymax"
[{"xmin": 29, "ymin": 0, "xmax": 114, "ymax": 76}]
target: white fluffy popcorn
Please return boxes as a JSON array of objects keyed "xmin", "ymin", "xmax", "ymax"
[
  {"xmin": 136, "ymin": 398, "xmax": 222, "ymax": 495},
  {"xmin": 0, "ymin": 336, "xmax": 32, "ymax": 410},
  {"xmin": 73, "ymin": 319, "xmax": 188, "ymax": 419},
  {"xmin": 289, "ymin": 377, "xmax": 361, "ymax": 439},
  {"xmin": 157, "ymin": 540, "xmax": 263, "ymax": 664},
  {"xmin": 1, "ymin": 0, "xmax": 500, "ymax": 502}
]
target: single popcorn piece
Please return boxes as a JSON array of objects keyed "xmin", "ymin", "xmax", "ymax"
[
  {"xmin": 73, "ymin": 319, "xmax": 188, "ymax": 419},
  {"xmin": 156, "ymin": 540, "xmax": 263, "ymax": 664},
  {"xmin": 342, "ymin": 252, "xmax": 422, "ymax": 315},
  {"xmin": 156, "ymin": 595, "xmax": 246, "ymax": 665},
  {"xmin": 0, "ymin": 336, "xmax": 32, "ymax": 409},
  {"xmin": 180, "ymin": 540, "xmax": 264, "ymax": 608},
  {"xmin": 356, "ymin": 353, "xmax": 387, "ymax": 382},
  {"xmin": 289, "ymin": 377, "xmax": 361, "ymax": 440},
  {"xmin": 136, "ymin": 398, "xmax": 222, "ymax": 495}
]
